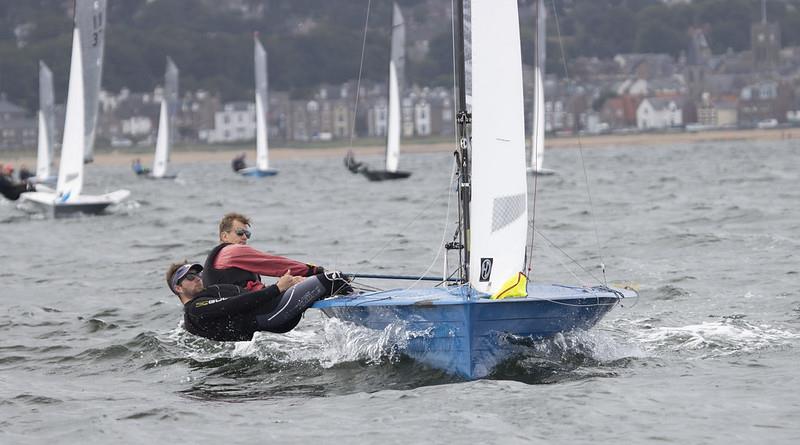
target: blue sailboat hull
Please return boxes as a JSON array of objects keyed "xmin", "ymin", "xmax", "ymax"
[{"xmin": 313, "ymin": 283, "xmax": 633, "ymax": 379}]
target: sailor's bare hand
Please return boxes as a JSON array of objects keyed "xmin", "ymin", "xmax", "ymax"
[
  {"xmin": 276, "ymin": 270, "xmax": 307, "ymax": 291},
  {"xmin": 276, "ymin": 270, "xmax": 295, "ymax": 291}
]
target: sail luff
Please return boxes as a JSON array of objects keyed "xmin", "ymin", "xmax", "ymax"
[
  {"xmin": 467, "ymin": 0, "xmax": 528, "ymax": 293},
  {"xmin": 37, "ymin": 61, "xmax": 55, "ymax": 180},
  {"xmin": 531, "ymin": 0, "xmax": 546, "ymax": 172},
  {"xmin": 56, "ymin": 29, "xmax": 86, "ymax": 200},
  {"xmin": 76, "ymin": 0, "xmax": 106, "ymax": 163},
  {"xmin": 254, "ymin": 36, "xmax": 269, "ymax": 171}
]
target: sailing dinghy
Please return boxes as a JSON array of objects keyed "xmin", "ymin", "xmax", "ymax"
[
  {"xmin": 146, "ymin": 57, "xmax": 179, "ymax": 179},
  {"xmin": 238, "ymin": 35, "xmax": 278, "ymax": 177},
  {"xmin": 314, "ymin": 0, "xmax": 634, "ymax": 379},
  {"xmin": 345, "ymin": 3, "xmax": 411, "ymax": 181},
  {"xmin": 528, "ymin": 0, "xmax": 555, "ymax": 176},
  {"xmin": 22, "ymin": 0, "xmax": 129, "ymax": 217}
]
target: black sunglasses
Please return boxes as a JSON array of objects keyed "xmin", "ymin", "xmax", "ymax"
[
  {"xmin": 179, "ymin": 272, "xmax": 201, "ymax": 285},
  {"xmin": 234, "ymin": 229, "xmax": 252, "ymax": 239}
]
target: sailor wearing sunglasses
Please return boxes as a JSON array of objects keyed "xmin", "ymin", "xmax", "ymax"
[{"xmin": 203, "ymin": 212, "xmax": 325, "ymax": 291}]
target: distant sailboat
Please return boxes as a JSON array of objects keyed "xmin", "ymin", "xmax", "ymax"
[
  {"xmin": 22, "ymin": 0, "xmax": 129, "ymax": 217},
  {"xmin": 528, "ymin": 0, "xmax": 555, "ymax": 176},
  {"xmin": 34, "ymin": 61, "xmax": 57, "ymax": 185},
  {"xmin": 238, "ymin": 35, "xmax": 278, "ymax": 177},
  {"xmin": 345, "ymin": 2, "xmax": 411, "ymax": 181},
  {"xmin": 147, "ymin": 57, "xmax": 178, "ymax": 179}
]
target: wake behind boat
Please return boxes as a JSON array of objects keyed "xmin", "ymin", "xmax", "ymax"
[
  {"xmin": 314, "ymin": 0, "xmax": 634, "ymax": 379},
  {"xmin": 21, "ymin": 0, "xmax": 129, "ymax": 217}
]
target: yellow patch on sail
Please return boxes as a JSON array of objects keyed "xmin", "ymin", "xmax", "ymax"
[{"xmin": 490, "ymin": 272, "xmax": 528, "ymax": 300}]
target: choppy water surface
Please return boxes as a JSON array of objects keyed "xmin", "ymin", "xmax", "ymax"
[{"xmin": 1, "ymin": 140, "xmax": 798, "ymax": 444}]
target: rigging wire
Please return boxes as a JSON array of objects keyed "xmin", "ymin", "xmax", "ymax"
[
  {"xmin": 404, "ymin": 157, "xmax": 459, "ymax": 291},
  {"xmin": 550, "ymin": 0, "xmax": 608, "ymax": 286},
  {"xmin": 525, "ymin": 1, "xmax": 544, "ymax": 279},
  {"xmin": 339, "ymin": 0, "xmax": 459, "ymax": 288},
  {"xmin": 348, "ymin": 0, "xmax": 373, "ymax": 152}
]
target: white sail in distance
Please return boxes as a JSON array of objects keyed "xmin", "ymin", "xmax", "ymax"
[
  {"xmin": 36, "ymin": 61, "xmax": 56, "ymax": 181},
  {"xmin": 76, "ymin": 0, "xmax": 106, "ymax": 163},
  {"xmin": 151, "ymin": 57, "xmax": 178, "ymax": 178},
  {"xmin": 385, "ymin": 2, "xmax": 405, "ymax": 173},
  {"xmin": 56, "ymin": 29, "xmax": 86, "ymax": 201},
  {"xmin": 465, "ymin": 0, "xmax": 528, "ymax": 293},
  {"xmin": 531, "ymin": 0, "xmax": 546, "ymax": 172},
  {"xmin": 254, "ymin": 36, "xmax": 269, "ymax": 171}
]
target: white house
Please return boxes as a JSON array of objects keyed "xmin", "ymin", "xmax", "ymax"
[
  {"xmin": 636, "ymin": 97, "xmax": 683, "ymax": 130},
  {"xmin": 203, "ymin": 102, "xmax": 256, "ymax": 143}
]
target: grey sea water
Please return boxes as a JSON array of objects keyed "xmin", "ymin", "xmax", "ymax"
[{"xmin": 1, "ymin": 139, "xmax": 798, "ymax": 444}]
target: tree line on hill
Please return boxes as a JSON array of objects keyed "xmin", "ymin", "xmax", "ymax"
[{"xmin": 1, "ymin": 0, "xmax": 799, "ymax": 113}]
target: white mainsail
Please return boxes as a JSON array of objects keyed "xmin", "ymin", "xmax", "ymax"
[
  {"xmin": 466, "ymin": 0, "xmax": 528, "ymax": 293},
  {"xmin": 36, "ymin": 61, "xmax": 56, "ymax": 181},
  {"xmin": 76, "ymin": 0, "xmax": 106, "ymax": 163},
  {"xmin": 530, "ymin": 0, "xmax": 546, "ymax": 173},
  {"xmin": 254, "ymin": 36, "xmax": 269, "ymax": 171},
  {"xmin": 151, "ymin": 57, "xmax": 178, "ymax": 178},
  {"xmin": 151, "ymin": 101, "xmax": 170, "ymax": 178},
  {"xmin": 55, "ymin": 29, "xmax": 86, "ymax": 201},
  {"xmin": 385, "ymin": 2, "xmax": 405, "ymax": 173}
]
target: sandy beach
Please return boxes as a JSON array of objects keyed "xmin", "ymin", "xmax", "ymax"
[{"xmin": 1, "ymin": 126, "xmax": 796, "ymax": 168}]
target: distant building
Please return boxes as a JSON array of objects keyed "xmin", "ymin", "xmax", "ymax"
[
  {"xmin": 738, "ymin": 80, "xmax": 794, "ymax": 125},
  {"xmin": 0, "ymin": 95, "xmax": 36, "ymax": 150},
  {"xmin": 600, "ymin": 95, "xmax": 641, "ymax": 129},
  {"xmin": 636, "ymin": 97, "xmax": 683, "ymax": 129},
  {"xmin": 697, "ymin": 94, "xmax": 738, "ymax": 127},
  {"xmin": 202, "ymin": 102, "xmax": 256, "ymax": 143}
]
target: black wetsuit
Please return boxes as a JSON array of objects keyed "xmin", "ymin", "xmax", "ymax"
[
  {"xmin": 183, "ymin": 274, "xmax": 338, "ymax": 341},
  {"xmin": 0, "ymin": 175, "xmax": 30, "ymax": 201},
  {"xmin": 231, "ymin": 157, "xmax": 246, "ymax": 172}
]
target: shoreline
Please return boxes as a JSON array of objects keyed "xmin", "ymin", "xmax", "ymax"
[{"xmin": 1, "ymin": 127, "xmax": 796, "ymax": 168}]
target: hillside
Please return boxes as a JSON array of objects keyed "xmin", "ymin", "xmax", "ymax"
[{"xmin": 1, "ymin": 0, "xmax": 799, "ymax": 112}]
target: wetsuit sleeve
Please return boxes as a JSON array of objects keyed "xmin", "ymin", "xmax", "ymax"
[
  {"xmin": 186, "ymin": 284, "xmax": 281, "ymax": 320},
  {"xmin": 214, "ymin": 244, "xmax": 316, "ymax": 277}
]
